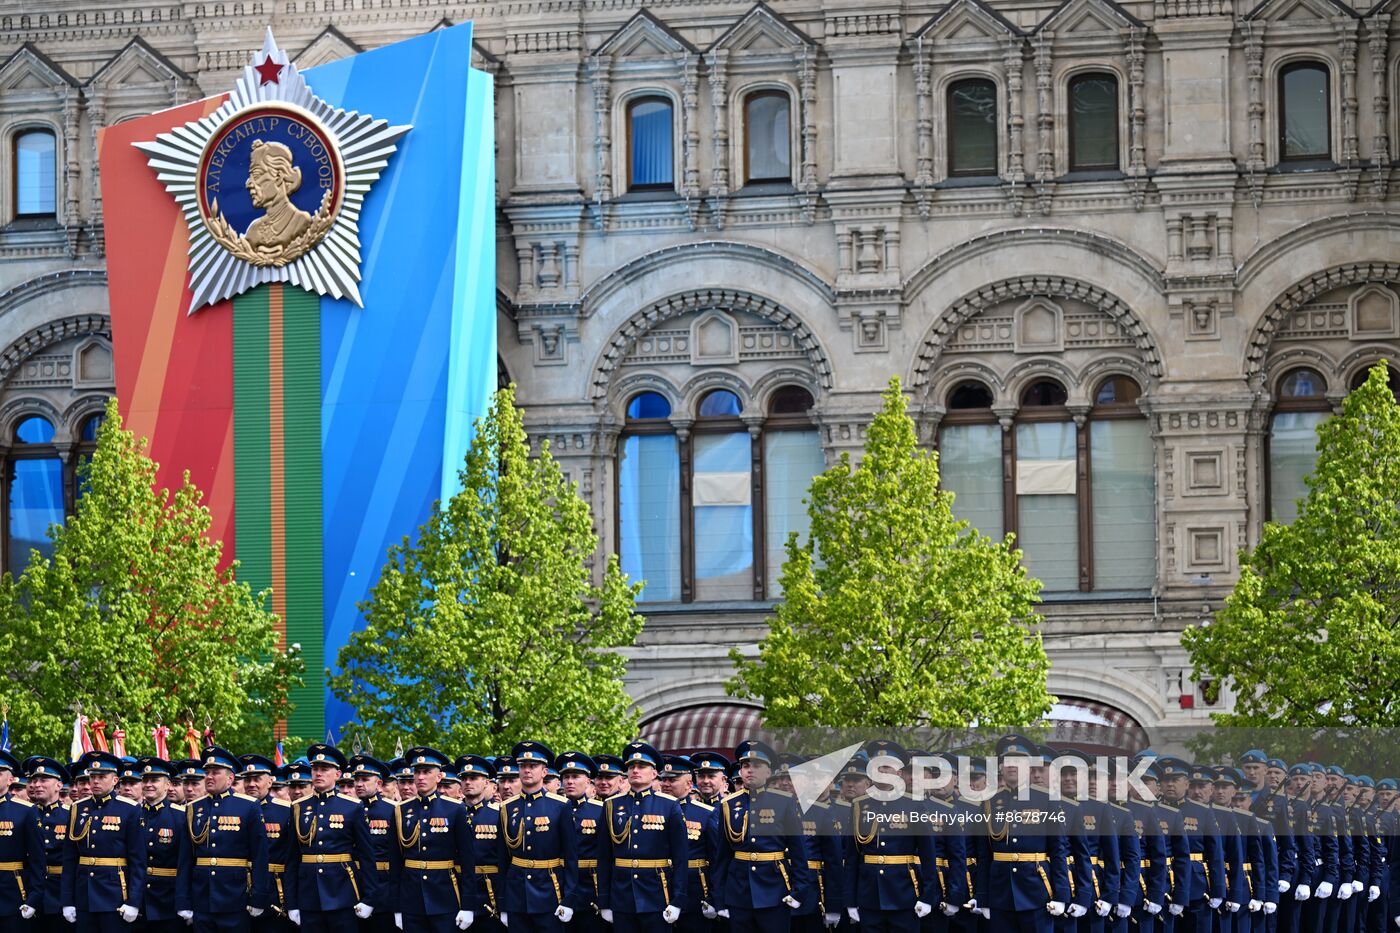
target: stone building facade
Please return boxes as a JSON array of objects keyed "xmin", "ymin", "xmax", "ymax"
[{"xmin": 2, "ymin": 0, "xmax": 1398, "ymax": 746}]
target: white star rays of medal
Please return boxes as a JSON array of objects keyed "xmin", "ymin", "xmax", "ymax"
[{"xmin": 135, "ymin": 29, "xmax": 411, "ymax": 311}]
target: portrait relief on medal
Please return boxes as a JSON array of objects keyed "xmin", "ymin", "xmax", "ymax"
[{"xmin": 198, "ymin": 104, "xmax": 343, "ymax": 268}]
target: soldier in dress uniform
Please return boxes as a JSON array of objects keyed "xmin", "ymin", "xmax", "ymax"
[
  {"xmin": 844, "ymin": 740, "xmax": 938, "ymax": 933},
  {"xmin": 0, "ymin": 748, "xmax": 44, "ymax": 932},
  {"xmin": 391, "ymin": 760, "xmax": 414, "ymax": 805},
  {"xmin": 1144, "ymin": 758, "xmax": 1192, "ymax": 931},
  {"xmin": 117, "ymin": 761, "xmax": 142, "ymax": 806},
  {"xmin": 972, "ymin": 737, "xmax": 1069, "ymax": 933},
  {"xmin": 287, "ymin": 763, "xmax": 313, "ymax": 805},
  {"xmin": 176, "ymin": 745, "xmax": 270, "ymax": 933},
  {"xmin": 553, "ymin": 752, "xmax": 603, "ymax": 933},
  {"xmin": 272, "ymin": 767, "xmax": 291, "ymax": 804},
  {"xmin": 591, "ymin": 759, "xmax": 625, "ymax": 804},
  {"xmin": 1277, "ymin": 764, "xmax": 1318, "ymax": 933},
  {"xmin": 239, "ymin": 754, "xmax": 293, "ymax": 933},
  {"xmin": 1099, "ymin": 758, "xmax": 1139, "ymax": 933},
  {"xmin": 455, "ymin": 755, "xmax": 502, "ymax": 931},
  {"xmin": 1052, "ymin": 748, "xmax": 1107, "ymax": 933},
  {"xmin": 1173, "ymin": 762, "xmax": 1225, "ymax": 933},
  {"xmin": 348, "ymin": 755, "xmax": 399, "ymax": 933},
  {"xmin": 1125, "ymin": 760, "xmax": 1166, "ymax": 930},
  {"xmin": 1244, "ymin": 753, "xmax": 1287, "ymax": 933},
  {"xmin": 659, "ymin": 755, "xmax": 722, "ymax": 932},
  {"xmin": 693, "ymin": 755, "xmax": 731, "ymax": 810},
  {"xmin": 70, "ymin": 767, "xmax": 92, "ymax": 805},
  {"xmin": 1357, "ymin": 777, "xmax": 1387, "ymax": 933},
  {"xmin": 711, "ymin": 739, "xmax": 812, "ymax": 933},
  {"xmin": 394, "ymin": 747, "xmax": 477, "ymax": 933},
  {"xmin": 595, "ymin": 742, "xmax": 689, "ymax": 933},
  {"xmin": 1231, "ymin": 781, "xmax": 1275, "ymax": 931},
  {"xmin": 441, "ymin": 768, "xmax": 465, "ymax": 803},
  {"xmin": 496, "ymin": 741, "xmax": 580, "ymax": 932},
  {"xmin": 1209, "ymin": 768, "xmax": 1247, "ymax": 929},
  {"xmin": 284, "ymin": 744, "xmax": 382, "ymax": 933},
  {"xmin": 23, "ymin": 756, "xmax": 68, "ymax": 933},
  {"xmin": 135, "ymin": 758, "xmax": 186, "ymax": 933},
  {"xmin": 59, "ymin": 750, "xmax": 144, "ymax": 932},
  {"xmin": 495, "ymin": 761, "xmax": 521, "ymax": 803},
  {"xmin": 1300, "ymin": 764, "xmax": 1340, "ymax": 933},
  {"xmin": 177, "ymin": 761, "xmax": 206, "ymax": 806}
]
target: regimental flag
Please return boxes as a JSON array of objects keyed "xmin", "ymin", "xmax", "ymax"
[{"xmin": 99, "ymin": 25, "xmax": 497, "ymax": 737}]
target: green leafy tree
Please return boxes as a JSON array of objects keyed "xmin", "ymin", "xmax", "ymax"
[
  {"xmin": 727, "ymin": 377, "xmax": 1053, "ymax": 731},
  {"xmin": 331, "ymin": 385, "xmax": 645, "ymax": 754},
  {"xmin": 0, "ymin": 398, "xmax": 303, "ymax": 756},
  {"xmin": 1183, "ymin": 362, "xmax": 1400, "ymax": 731}
]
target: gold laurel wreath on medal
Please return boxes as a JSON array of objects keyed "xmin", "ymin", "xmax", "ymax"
[{"xmin": 207, "ymin": 187, "xmax": 337, "ymax": 269}]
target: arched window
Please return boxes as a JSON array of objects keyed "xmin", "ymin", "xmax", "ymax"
[
  {"xmin": 7, "ymin": 415, "xmax": 63, "ymax": 576},
  {"xmin": 1268, "ymin": 367, "xmax": 1330, "ymax": 523},
  {"xmin": 947, "ymin": 78, "xmax": 998, "ymax": 176},
  {"xmin": 615, "ymin": 383, "xmax": 824, "ymax": 603},
  {"xmin": 1068, "ymin": 73, "xmax": 1120, "ymax": 171},
  {"xmin": 618, "ymin": 392, "xmax": 680, "ymax": 601},
  {"xmin": 1015, "ymin": 380, "xmax": 1079, "ymax": 590},
  {"xmin": 938, "ymin": 380, "xmax": 1003, "ymax": 537},
  {"xmin": 744, "ymin": 91, "xmax": 791, "ymax": 184},
  {"xmin": 627, "ymin": 97, "xmax": 674, "ymax": 190},
  {"xmin": 1278, "ymin": 62, "xmax": 1330, "ymax": 161},
  {"xmin": 1349, "ymin": 364, "xmax": 1400, "ymax": 396},
  {"xmin": 14, "ymin": 128, "xmax": 56, "ymax": 217},
  {"xmin": 1088, "ymin": 376, "xmax": 1154, "ymax": 590}
]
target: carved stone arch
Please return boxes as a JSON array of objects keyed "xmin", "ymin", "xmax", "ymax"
[
  {"xmin": 680, "ymin": 370, "xmax": 753, "ymax": 418},
  {"xmin": 910, "ymin": 275, "xmax": 1164, "ymax": 399},
  {"xmin": 0, "ymin": 396, "xmax": 63, "ymax": 440},
  {"xmin": 579, "ymin": 241, "xmax": 836, "ymax": 318},
  {"xmin": 61, "ymin": 394, "xmax": 110, "ymax": 442},
  {"xmin": 924, "ymin": 359, "xmax": 1008, "ymax": 410},
  {"xmin": 1045, "ymin": 668, "xmax": 1165, "ymax": 740},
  {"xmin": 1079, "ymin": 354, "xmax": 1155, "ymax": 400},
  {"xmin": 0, "ymin": 314, "xmax": 111, "ymax": 387},
  {"xmin": 751, "ymin": 367, "xmax": 823, "ymax": 414},
  {"xmin": 589, "ymin": 288, "xmax": 834, "ymax": 403},
  {"xmin": 609, "ymin": 371, "xmax": 684, "ymax": 423},
  {"xmin": 1003, "ymin": 357, "xmax": 1083, "ymax": 407},
  {"xmin": 0, "ymin": 269, "xmax": 107, "ymax": 318},
  {"xmin": 1244, "ymin": 262, "xmax": 1400, "ymax": 385},
  {"xmin": 1262, "ymin": 346, "xmax": 1340, "ymax": 400},
  {"xmin": 1337, "ymin": 345, "xmax": 1400, "ymax": 387}
]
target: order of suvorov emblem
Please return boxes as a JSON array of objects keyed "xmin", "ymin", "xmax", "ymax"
[{"xmin": 136, "ymin": 29, "xmax": 409, "ymax": 310}]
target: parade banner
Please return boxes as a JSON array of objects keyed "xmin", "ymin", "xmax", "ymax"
[{"xmin": 99, "ymin": 25, "xmax": 496, "ymax": 738}]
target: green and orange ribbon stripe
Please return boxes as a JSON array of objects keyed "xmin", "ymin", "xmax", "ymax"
[{"xmin": 232, "ymin": 282, "xmax": 323, "ymax": 740}]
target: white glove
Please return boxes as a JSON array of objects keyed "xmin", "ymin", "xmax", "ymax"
[
  {"xmin": 19, "ymin": 906, "xmax": 34, "ymax": 920},
  {"xmin": 1248, "ymin": 899, "xmax": 1262, "ymax": 912},
  {"xmin": 454, "ymin": 910, "xmax": 473, "ymax": 930},
  {"xmin": 782, "ymin": 896, "xmax": 800, "ymax": 910},
  {"xmin": 1264, "ymin": 902, "xmax": 1277, "ymax": 914},
  {"xmin": 1279, "ymin": 879, "xmax": 1291, "ymax": 894},
  {"xmin": 914, "ymin": 901, "xmax": 932, "ymax": 918},
  {"xmin": 976, "ymin": 908, "xmax": 990, "ymax": 919},
  {"xmin": 1317, "ymin": 882, "xmax": 1334, "ymax": 899},
  {"xmin": 939, "ymin": 902, "xmax": 959, "ymax": 916},
  {"xmin": 354, "ymin": 903, "xmax": 373, "ymax": 919},
  {"xmin": 62, "ymin": 907, "xmax": 77, "ymax": 925},
  {"xmin": 178, "ymin": 911, "xmax": 194, "ymax": 924},
  {"xmin": 395, "ymin": 915, "xmax": 403, "ymax": 930},
  {"xmin": 248, "ymin": 907, "xmax": 264, "ymax": 918},
  {"xmin": 554, "ymin": 906, "xmax": 574, "ymax": 923},
  {"xmin": 662, "ymin": 906, "xmax": 680, "ymax": 924},
  {"xmin": 1094, "ymin": 899, "xmax": 1111, "ymax": 917},
  {"xmin": 966, "ymin": 899, "xmax": 978, "ymax": 911},
  {"xmin": 1372, "ymin": 885, "xmax": 1383, "ymax": 902},
  {"xmin": 847, "ymin": 907, "xmax": 861, "ymax": 923},
  {"xmin": 700, "ymin": 905, "xmax": 716, "ymax": 921},
  {"xmin": 716, "ymin": 910, "xmax": 729, "ymax": 920},
  {"xmin": 1144, "ymin": 901, "xmax": 1162, "ymax": 915},
  {"xmin": 1338, "ymin": 883, "xmax": 1353, "ymax": 900},
  {"xmin": 1393, "ymin": 915, "xmax": 1400, "ymax": 929},
  {"xmin": 1226, "ymin": 901, "xmax": 1240, "ymax": 912},
  {"xmin": 824, "ymin": 912, "xmax": 840, "ymax": 927},
  {"xmin": 1296, "ymin": 884, "xmax": 1311, "ymax": 901},
  {"xmin": 499, "ymin": 913, "xmax": 508, "ymax": 929},
  {"xmin": 1068, "ymin": 903, "xmax": 1088, "ymax": 918},
  {"xmin": 289, "ymin": 910, "xmax": 302, "ymax": 926},
  {"xmin": 600, "ymin": 909, "xmax": 614, "ymax": 924},
  {"xmin": 1047, "ymin": 901, "xmax": 1067, "ymax": 916},
  {"xmin": 119, "ymin": 905, "xmax": 139, "ymax": 924},
  {"xmin": 1115, "ymin": 904, "xmax": 1131, "ymax": 918},
  {"xmin": 1168, "ymin": 903, "xmax": 1184, "ymax": 916}
]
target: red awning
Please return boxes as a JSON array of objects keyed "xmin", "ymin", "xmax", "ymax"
[
  {"xmin": 1043, "ymin": 696, "xmax": 1150, "ymax": 755},
  {"xmin": 640, "ymin": 704, "xmax": 765, "ymax": 756}
]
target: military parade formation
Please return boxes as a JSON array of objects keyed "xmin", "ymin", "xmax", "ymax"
[{"xmin": 1, "ymin": 733, "xmax": 1398, "ymax": 933}]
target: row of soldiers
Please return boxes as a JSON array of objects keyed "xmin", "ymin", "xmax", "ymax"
[{"xmin": 1, "ymin": 734, "xmax": 1399, "ymax": 933}]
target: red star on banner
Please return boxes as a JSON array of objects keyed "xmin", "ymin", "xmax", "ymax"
[{"xmin": 254, "ymin": 57, "xmax": 282, "ymax": 86}]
